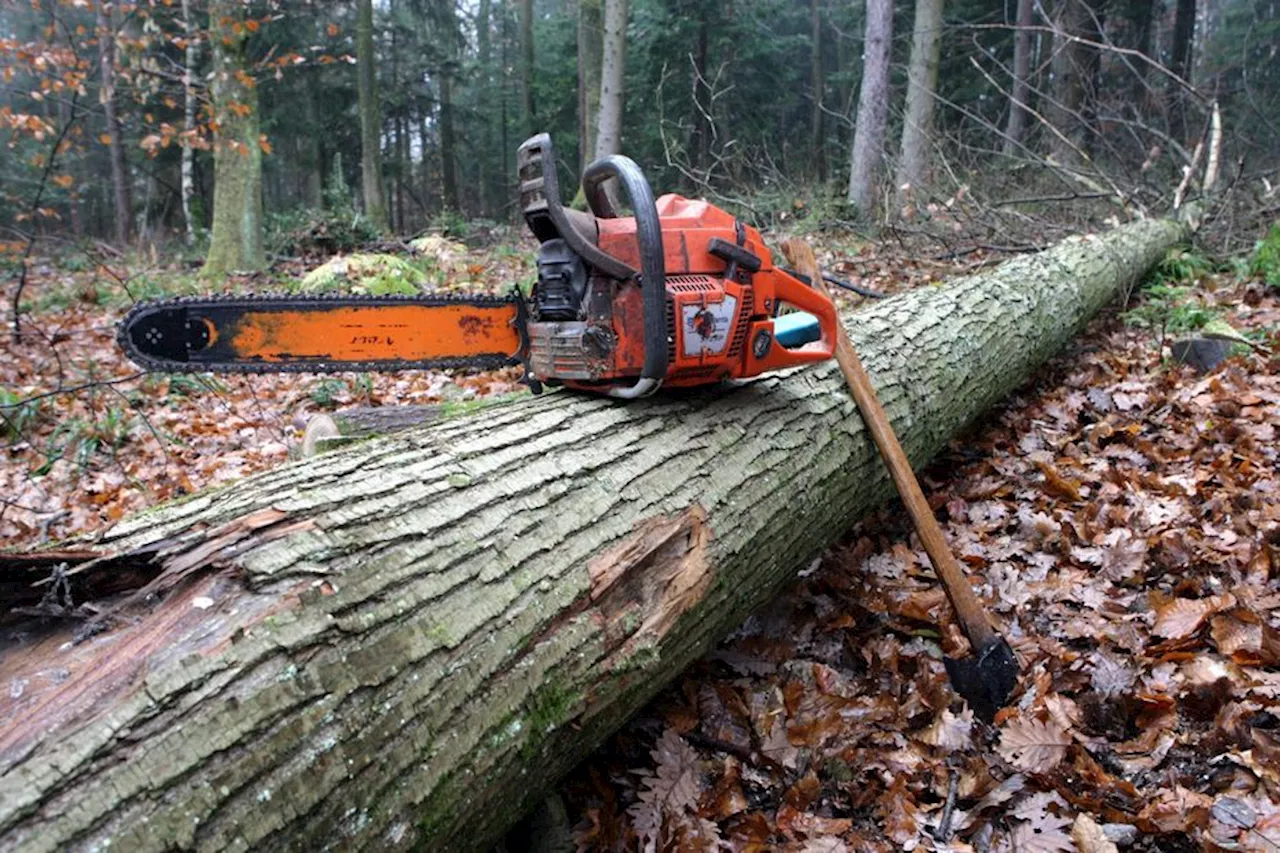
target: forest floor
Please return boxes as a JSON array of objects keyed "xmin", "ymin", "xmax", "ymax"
[
  {"xmin": 558, "ymin": 262, "xmax": 1280, "ymax": 851},
  {"xmin": 3, "ymin": 226, "xmax": 1280, "ymax": 851}
]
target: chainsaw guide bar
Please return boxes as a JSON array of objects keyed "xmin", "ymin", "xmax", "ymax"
[{"xmin": 118, "ymin": 291, "xmax": 525, "ymax": 375}]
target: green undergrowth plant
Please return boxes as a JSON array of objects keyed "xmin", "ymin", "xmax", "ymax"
[
  {"xmin": 307, "ymin": 377, "xmax": 349, "ymax": 408},
  {"xmin": 1251, "ymin": 222, "xmax": 1280, "ymax": 286},
  {"xmin": 0, "ymin": 388, "xmax": 46, "ymax": 440},
  {"xmin": 1150, "ymin": 246, "xmax": 1215, "ymax": 287},
  {"xmin": 1124, "ymin": 283, "xmax": 1219, "ymax": 337},
  {"xmin": 35, "ymin": 406, "xmax": 136, "ymax": 473}
]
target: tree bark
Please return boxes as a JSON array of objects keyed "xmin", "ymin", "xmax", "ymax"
[
  {"xmin": 578, "ymin": 0, "xmax": 603, "ymax": 171},
  {"xmin": 595, "ymin": 0, "xmax": 628, "ymax": 158},
  {"xmin": 476, "ymin": 0, "xmax": 493, "ymax": 215},
  {"xmin": 846, "ymin": 0, "xmax": 892, "ymax": 212},
  {"xmin": 519, "ymin": 0, "xmax": 536, "ymax": 137},
  {"xmin": 181, "ymin": 0, "xmax": 198, "ymax": 246},
  {"xmin": 203, "ymin": 0, "xmax": 265, "ymax": 275},
  {"xmin": 0, "ymin": 215, "xmax": 1190, "ymax": 853},
  {"xmin": 96, "ymin": 0, "xmax": 132, "ymax": 247},
  {"xmin": 894, "ymin": 0, "xmax": 944, "ymax": 208},
  {"xmin": 1169, "ymin": 0, "xmax": 1197, "ymax": 144},
  {"xmin": 1002, "ymin": 0, "xmax": 1034, "ymax": 155},
  {"xmin": 1048, "ymin": 0, "xmax": 1089, "ymax": 167},
  {"xmin": 810, "ymin": 0, "xmax": 825, "ymax": 181},
  {"xmin": 357, "ymin": 0, "xmax": 390, "ymax": 233},
  {"xmin": 437, "ymin": 0, "xmax": 460, "ymax": 213}
]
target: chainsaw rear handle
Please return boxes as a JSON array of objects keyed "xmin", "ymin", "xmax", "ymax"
[
  {"xmin": 517, "ymin": 134, "xmax": 633, "ymax": 281},
  {"xmin": 581, "ymin": 154, "xmax": 669, "ymax": 398}
]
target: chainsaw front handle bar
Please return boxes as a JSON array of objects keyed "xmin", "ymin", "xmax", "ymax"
[{"xmin": 581, "ymin": 154, "xmax": 669, "ymax": 398}]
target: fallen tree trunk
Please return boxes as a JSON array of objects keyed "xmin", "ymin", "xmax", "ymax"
[{"xmin": 0, "ymin": 217, "xmax": 1189, "ymax": 852}]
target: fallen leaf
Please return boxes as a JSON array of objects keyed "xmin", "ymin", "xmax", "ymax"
[
  {"xmin": 999, "ymin": 716, "xmax": 1072, "ymax": 773},
  {"xmin": 1152, "ymin": 593, "xmax": 1236, "ymax": 639},
  {"xmin": 1071, "ymin": 813, "xmax": 1119, "ymax": 853},
  {"xmin": 918, "ymin": 707, "xmax": 973, "ymax": 751}
]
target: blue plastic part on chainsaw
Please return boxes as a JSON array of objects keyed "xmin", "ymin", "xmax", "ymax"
[{"xmin": 773, "ymin": 312, "xmax": 822, "ymax": 348}]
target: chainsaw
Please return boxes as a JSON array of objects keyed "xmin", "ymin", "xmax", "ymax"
[{"xmin": 119, "ymin": 134, "xmax": 839, "ymax": 398}]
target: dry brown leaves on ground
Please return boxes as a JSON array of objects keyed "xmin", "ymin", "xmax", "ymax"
[
  {"xmin": 559, "ymin": 279, "xmax": 1280, "ymax": 852},
  {"xmin": 0, "ymin": 250, "xmax": 528, "ymax": 543}
]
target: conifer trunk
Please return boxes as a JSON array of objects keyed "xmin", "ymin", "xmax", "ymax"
[{"xmin": 357, "ymin": 0, "xmax": 390, "ymax": 233}]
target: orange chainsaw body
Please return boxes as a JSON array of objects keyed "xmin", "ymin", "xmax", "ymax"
[
  {"xmin": 518, "ymin": 134, "xmax": 837, "ymax": 397},
  {"xmin": 589, "ymin": 195, "xmax": 835, "ymax": 388}
]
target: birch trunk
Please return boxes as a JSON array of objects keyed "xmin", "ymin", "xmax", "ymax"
[{"xmin": 0, "ymin": 216, "xmax": 1190, "ymax": 853}]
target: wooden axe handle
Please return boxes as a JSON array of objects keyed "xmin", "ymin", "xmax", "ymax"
[{"xmin": 780, "ymin": 239, "xmax": 1000, "ymax": 650}]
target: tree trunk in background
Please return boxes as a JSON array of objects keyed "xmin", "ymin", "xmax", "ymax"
[
  {"xmin": 690, "ymin": 17, "xmax": 711, "ymax": 172},
  {"xmin": 438, "ymin": 0, "xmax": 460, "ymax": 213},
  {"xmin": 181, "ymin": 0, "xmax": 198, "ymax": 245},
  {"xmin": 846, "ymin": 0, "xmax": 891, "ymax": 212},
  {"xmin": 1170, "ymin": 0, "xmax": 1196, "ymax": 144},
  {"xmin": 1048, "ymin": 0, "xmax": 1088, "ymax": 166},
  {"xmin": 1124, "ymin": 0, "xmax": 1156, "ymax": 86},
  {"xmin": 304, "ymin": 79, "xmax": 325, "ymax": 209},
  {"xmin": 477, "ymin": 0, "xmax": 493, "ymax": 214},
  {"xmin": 595, "ymin": 0, "xmax": 628, "ymax": 158},
  {"xmin": 519, "ymin": 0, "xmax": 536, "ymax": 137},
  {"xmin": 1079, "ymin": 1, "xmax": 1105, "ymax": 157},
  {"xmin": 396, "ymin": 116, "xmax": 408, "ymax": 230},
  {"xmin": 96, "ymin": 1, "xmax": 132, "ymax": 247},
  {"xmin": 390, "ymin": 13, "xmax": 403, "ymax": 233},
  {"xmin": 0, "ymin": 214, "xmax": 1190, "ymax": 853},
  {"xmin": 55, "ymin": 96, "xmax": 83, "ymax": 237},
  {"xmin": 578, "ymin": 0, "xmax": 603, "ymax": 171},
  {"xmin": 203, "ymin": 0, "xmax": 264, "ymax": 275},
  {"xmin": 894, "ymin": 0, "xmax": 944, "ymax": 208},
  {"xmin": 440, "ymin": 78, "xmax": 459, "ymax": 212},
  {"xmin": 1002, "ymin": 0, "xmax": 1034, "ymax": 155},
  {"xmin": 357, "ymin": 0, "xmax": 390, "ymax": 233},
  {"xmin": 811, "ymin": 0, "xmax": 825, "ymax": 181}
]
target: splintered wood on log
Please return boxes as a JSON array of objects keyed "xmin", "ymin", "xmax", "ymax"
[{"xmin": 0, "ymin": 215, "xmax": 1189, "ymax": 852}]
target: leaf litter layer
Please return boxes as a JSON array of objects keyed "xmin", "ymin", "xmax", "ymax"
[
  {"xmin": 558, "ymin": 275, "xmax": 1280, "ymax": 852},
  {"xmin": 6, "ymin": 233, "xmax": 1280, "ymax": 852}
]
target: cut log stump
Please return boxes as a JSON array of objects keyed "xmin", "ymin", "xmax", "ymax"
[
  {"xmin": 0, "ymin": 216, "xmax": 1189, "ymax": 852},
  {"xmin": 301, "ymin": 405, "xmax": 445, "ymax": 456}
]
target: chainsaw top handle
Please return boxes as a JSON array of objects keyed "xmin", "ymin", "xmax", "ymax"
[{"xmin": 580, "ymin": 155, "xmax": 668, "ymax": 398}]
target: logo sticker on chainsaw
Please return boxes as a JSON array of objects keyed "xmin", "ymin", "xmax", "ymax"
[{"xmin": 681, "ymin": 296, "xmax": 737, "ymax": 356}]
